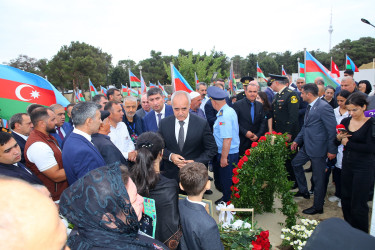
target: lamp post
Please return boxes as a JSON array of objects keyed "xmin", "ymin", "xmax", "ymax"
[
  {"xmin": 139, "ymin": 65, "xmax": 143, "ymax": 78},
  {"xmin": 361, "ymin": 18, "xmax": 375, "ymax": 28},
  {"xmin": 121, "ymin": 64, "xmax": 127, "ymax": 87}
]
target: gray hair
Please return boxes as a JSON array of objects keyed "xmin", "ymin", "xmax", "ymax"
[
  {"xmin": 296, "ymin": 77, "xmax": 305, "ymax": 82},
  {"xmin": 196, "ymin": 82, "xmax": 207, "ymax": 89},
  {"xmin": 71, "ymin": 102, "xmax": 100, "ymax": 127},
  {"xmin": 341, "ymin": 76, "xmax": 355, "ymax": 84},
  {"xmin": 171, "ymin": 91, "xmax": 191, "ymax": 106},
  {"xmin": 49, "ymin": 104, "xmax": 64, "ymax": 112},
  {"xmin": 123, "ymin": 96, "xmax": 137, "ymax": 104},
  {"xmin": 9, "ymin": 113, "xmax": 27, "ymax": 130}
]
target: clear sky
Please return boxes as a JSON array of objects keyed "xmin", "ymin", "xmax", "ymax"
[{"xmin": 1, "ymin": 0, "xmax": 374, "ymax": 65}]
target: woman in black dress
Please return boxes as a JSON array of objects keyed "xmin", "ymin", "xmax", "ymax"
[
  {"xmin": 131, "ymin": 132, "xmax": 181, "ymax": 249},
  {"xmin": 336, "ymin": 92, "xmax": 375, "ymax": 233},
  {"xmin": 256, "ymin": 91, "xmax": 273, "ymax": 133}
]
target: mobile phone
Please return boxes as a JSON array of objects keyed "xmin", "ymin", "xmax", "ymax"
[{"xmin": 338, "ymin": 128, "xmax": 348, "ymax": 133}]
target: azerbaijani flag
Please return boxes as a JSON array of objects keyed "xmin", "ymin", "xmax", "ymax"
[
  {"xmin": 75, "ymin": 90, "xmax": 80, "ymax": 102},
  {"xmin": 194, "ymin": 72, "xmax": 199, "ymax": 85},
  {"xmin": 346, "ymin": 55, "xmax": 359, "ymax": 72},
  {"xmin": 79, "ymin": 90, "xmax": 85, "ymax": 101},
  {"xmin": 0, "ymin": 65, "xmax": 70, "ymax": 120},
  {"xmin": 158, "ymin": 81, "xmax": 168, "ymax": 97},
  {"xmin": 299, "ymin": 63, "xmax": 305, "ymax": 78},
  {"xmin": 256, "ymin": 62, "xmax": 267, "ymax": 81},
  {"xmin": 122, "ymin": 84, "xmax": 130, "ymax": 97},
  {"xmin": 129, "ymin": 88, "xmax": 139, "ymax": 97},
  {"xmin": 129, "ymin": 70, "xmax": 141, "ymax": 88},
  {"xmin": 100, "ymin": 85, "xmax": 107, "ymax": 96},
  {"xmin": 89, "ymin": 79, "xmax": 98, "ymax": 97},
  {"xmin": 305, "ymin": 51, "xmax": 340, "ymax": 87},
  {"xmin": 229, "ymin": 62, "xmax": 235, "ymax": 94},
  {"xmin": 140, "ymin": 76, "xmax": 147, "ymax": 94},
  {"xmin": 172, "ymin": 65, "xmax": 194, "ymax": 93},
  {"xmin": 282, "ymin": 65, "xmax": 287, "ymax": 76},
  {"xmin": 149, "ymin": 82, "xmax": 157, "ymax": 89}
]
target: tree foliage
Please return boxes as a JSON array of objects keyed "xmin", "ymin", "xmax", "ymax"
[{"xmin": 6, "ymin": 54, "xmax": 48, "ymax": 77}]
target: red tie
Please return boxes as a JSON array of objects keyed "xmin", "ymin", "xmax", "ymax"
[{"xmin": 56, "ymin": 127, "xmax": 64, "ymax": 140}]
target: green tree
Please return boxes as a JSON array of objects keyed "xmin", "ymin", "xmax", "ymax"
[
  {"xmin": 46, "ymin": 41, "xmax": 112, "ymax": 93},
  {"xmin": 6, "ymin": 54, "xmax": 48, "ymax": 77}
]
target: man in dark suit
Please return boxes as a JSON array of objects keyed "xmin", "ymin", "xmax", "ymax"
[
  {"xmin": 143, "ymin": 88, "xmax": 173, "ymax": 132},
  {"xmin": 91, "ymin": 111, "xmax": 127, "ymax": 165},
  {"xmin": 135, "ymin": 94, "xmax": 151, "ymax": 119},
  {"xmin": 233, "ymin": 83, "xmax": 267, "ymax": 156},
  {"xmin": 62, "ymin": 102, "xmax": 106, "ymax": 185},
  {"xmin": 294, "ymin": 77, "xmax": 308, "ymax": 129},
  {"xmin": 265, "ymin": 79, "xmax": 276, "ymax": 106},
  {"xmin": 50, "ymin": 104, "xmax": 73, "ymax": 148},
  {"xmin": 9, "ymin": 113, "xmax": 33, "ymax": 164},
  {"xmin": 158, "ymin": 91, "xmax": 217, "ymax": 183},
  {"xmin": 0, "ymin": 131, "xmax": 42, "ymax": 185},
  {"xmin": 291, "ymin": 84, "xmax": 337, "ymax": 215}
]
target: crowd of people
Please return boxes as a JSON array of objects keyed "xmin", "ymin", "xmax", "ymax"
[{"xmin": 0, "ymin": 68, "xmax": 374, "ymax": 249}]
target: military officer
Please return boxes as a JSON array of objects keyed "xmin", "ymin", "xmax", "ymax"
[
  {"xmin": 208, "ymin": 86, "xmax": 240, "ymax": 205},
  {"xmin": 270, "ymin": 74, "xmax": 299, "ymax": 187},
  {"xmin": 236, "ymin": 76, "xmax": 254, "ymax": 101}
]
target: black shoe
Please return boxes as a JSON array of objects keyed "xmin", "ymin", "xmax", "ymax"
[
  {"xmin": 294, "ymin": 191, "xmax": 310, "ymax": 199},
  {"xmin": 204, "ymin": 189, "xmax": 213, "ymax": 195},
  {"xmin": 291, "ymin": 183, "xmax": 298, "ymax": 190},
  {"xmin": 208, "ymin": 176, "xmax": 213, "ymax": 181},
  {"xmin": 309, "ymin": 190, "xmax": 314, "ymax": 195},
  {"xmin": 303, "ymin": 207, "xmax": 323, "ymax": 215},
  {"xmin": 215, "ymin": 198, "xmax": 224, "ymax": 205},
  {"xmin": 305, "ymin": 167, "xmax": 312, "ymax": 173}
]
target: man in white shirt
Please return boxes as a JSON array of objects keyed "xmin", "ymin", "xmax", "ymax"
[{"xmin": 104, "ymin": 101, "xmax": 136, "ymax": 161}]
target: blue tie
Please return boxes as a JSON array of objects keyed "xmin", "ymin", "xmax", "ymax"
[{"xmin": 250, "ymin": 102, "xmax": 254, "ymax": 123}]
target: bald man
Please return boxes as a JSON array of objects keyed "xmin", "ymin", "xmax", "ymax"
[{"xmin": 0, "ymin": 178, "xmax": 68, "ymax": 250}]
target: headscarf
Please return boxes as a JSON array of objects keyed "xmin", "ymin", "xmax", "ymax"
[{"xmin": 59, "ymin": 164, "xmax": 153, "ymax": 249}]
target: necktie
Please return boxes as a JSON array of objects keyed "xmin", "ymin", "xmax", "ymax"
[
  {"xmin": 250, "ymin": 102, "xmax": 255, "ymax": 123},
  {"xmin": 157, "ymin": 113, "xmax": 162, "ymax": 127},
  {"xmin": 178, "ymin": 121, "xmax": 185, "ymax": 151},
  {"xmin": 56, "ymin": 127, "xmax": 64, "ymax": 140},
  {"xmin": 305, "ymin": 105, "xmax": 311, "ymax": 121}
]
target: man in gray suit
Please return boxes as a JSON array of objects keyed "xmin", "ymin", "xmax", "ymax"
[
  {"xmin": 291, "ymin": 84, "xmax": 337, "ymax": 215},
  {"xmin": 135, "ymin": 95, "xmax": 151, "ymax": 119}
]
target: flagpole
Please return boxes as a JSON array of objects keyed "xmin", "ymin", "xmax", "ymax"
[
  {"xmin": 281, "ymin": 65, "xmax": 283, "ymax": 75},
  {"xmin": 170, "ymin": 62, "xmax": 175, "ymax": 93},
  {"xmin": 304, "ymin": 48, "xmax": 307, "ymax": 82},
  {"xmin": 330, "ymin": 57, "xmax": 333, "ymax": 72}
]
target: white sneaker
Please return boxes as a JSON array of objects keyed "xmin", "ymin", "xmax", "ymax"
[
  {"xmin": 328, "ymin": 196, "xmax": 340, "ymax": 202},
  {"xmin": 337, "ymin": 200, "xmax": 342, "ymax": 207}
]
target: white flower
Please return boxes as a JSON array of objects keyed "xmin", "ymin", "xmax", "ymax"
[
  {"xmin": 298, "ymin": 246, "xmax": 302, "ymax": 250},
  {"xmin": 302, "ymin": 241, "xmax": 306, "ymax": 246},
  {"xmin": 294, "ymin": 240, "xmax": 299, "ymax": 245},
  {"xmin": 281, "ymin": 234, "xmax": 284, "ymax": 239},
  {"xmin": 231, "ymin": 220, "xmax": 244, "ymax": 230},
  {"xmin": 286, "ymin": 237, "xmax": 290, "ymax": 241},
  {"xmin": 244, "ymin": 222, "xmax": 251, "ymax": 229}
]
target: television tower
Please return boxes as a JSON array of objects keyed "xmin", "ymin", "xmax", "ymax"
[{"xmin": 328, "ymin": 9, "xmax": 333, "ymax": 52}]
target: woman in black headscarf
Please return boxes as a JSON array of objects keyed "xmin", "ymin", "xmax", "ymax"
[{"xmin": 59, "ymin": 164, "xmax": 167, "ymax": 250}]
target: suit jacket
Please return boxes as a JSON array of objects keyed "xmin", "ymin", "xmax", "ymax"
[
  {"xmin": 51, "ymin": 122, "xmax": 73, "ymax": 148},
  {"xmin": 143, "ymin": 104, "xmax": 173, "ymax": 132},
  {"xmin": 233, "ymin": 99, "xmax": 267, "ymax": 155},
  {"xmin": 12, "ymin": 132, "xmax": 27, "ymax": 164},
  {"xmin": 179, "ymin": 198, "xmax": 224, "ymax": 250},
  {"xmin": 265, "ymin": 87, "xmax": 275, "ymax": 105},
  {"xmin": 158, "ymin": 114, "xmax": 217, "ymax": 181},
  {"xmin": 62, "ymin": 133, "xmax": 106, "ymax": 185},
  {"xmin": 295, "ymin": 90, "xmax": 308, "ymax": 129},
  {"xmin": 294, "ymin": 98, "xmax": 338, "ymax": 157},
  {"xmin": 135, "ymin": 108, "xmax": 147, "ymax": 119},
  {"xmin": 91, "ymin": 133, "xmax": 127, "ymax": 166},
  {"xmin": 0, "ymin": 162, "xmax": 43, "ymax": 185}
]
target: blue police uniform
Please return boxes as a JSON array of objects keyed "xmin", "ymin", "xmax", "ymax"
[{"xmin": 208, "ymin": 86, "xmax": 240, "ymax": 203}]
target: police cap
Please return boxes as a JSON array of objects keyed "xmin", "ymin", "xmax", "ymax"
[
  {"xmin": 207, "ymin": 86, "xmax": 227, "ymax": 100},
  {"xmin": 240, "ymin": 76, "xmax": 254, "ymax": 86}
]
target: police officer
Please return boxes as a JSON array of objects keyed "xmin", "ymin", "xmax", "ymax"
[
  {"xmin": 270, "ymin": 74, "xmax": 299, "ymax": 187},
  {"xmin": 208, "ymin": 86, "xmax": 240, "ymax": 205},
  {"xmin": 236, "ymin": 76, "xmax": 254, "ymax": 101}
]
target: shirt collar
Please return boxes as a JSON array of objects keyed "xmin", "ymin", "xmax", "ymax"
[
  {"xmin": 73, "ymin": 128, "xmax": 92, "ymax": 142},
  {"xmin": 309, "ymin": 97, "xmax": 319, "ymax": 107},
  {"xmin": 156, "ymin": 104, "xmax": 166, "ymax": 115},
  {"xmin": 12, "ymin": 131, "xmax": 28, "ymax": 141},
  {"xmin": 175, "ymin": 114, "xmax": 189, "ymax": 125},
  {"xmin": 187, "ymin": 197, "xmax": 206, "ymax": 208}
]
